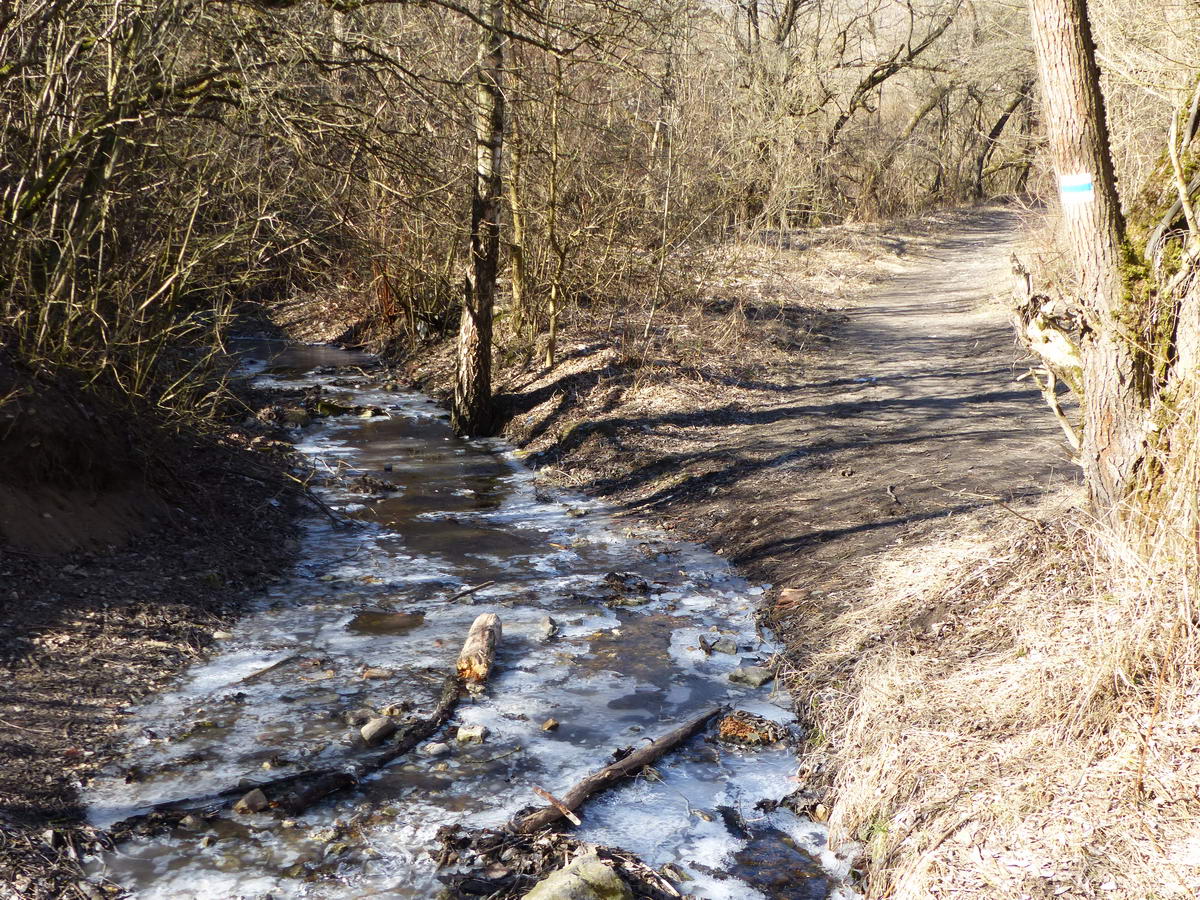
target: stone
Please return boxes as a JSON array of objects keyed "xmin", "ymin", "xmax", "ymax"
[
  {"xmin": 729, "ymin": 666, "xmax": 775, "ymax": 688},
  {"xmin": 361, "ymin": 717, "xmax": 397, "ymax": 746},
  {"xmin": 456, "ymin": 724, "xmax": 488, "ymax": 744},
  {"xmin": 716, "ymin": 711, "xmax": 787, "ymax": 746},
  {"xmin": 536, "ymin": 616, "xmax": 559, "ymax": 641},
  {"xmin": 211, "ymin": 630, "xmax": 234, "ymax": 641},
  {"xmin": 233, "ymin": 788, "xmax": 269, "ymax": 814},
  {"xmin": 360, "ymin": 666, "xmax": 394, "ymax": 680},
  {"xmin": 710, "ymin": 637, "xmax": 738, "ymax": 655},
  {"xmin": 523, "ymin": 853, "xmax": 633, "ymax": 900},
  {"xmin": 418, "ymin": 741, "xmax": 451, "ymax": 758},
  {"xmin": 542, "ymin": 718, "xmax": 560, "ymax": 732}
]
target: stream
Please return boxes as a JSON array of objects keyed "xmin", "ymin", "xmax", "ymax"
[{"xmin": 83, "ymin": 342, "xmax": 856, "ymax": 899}]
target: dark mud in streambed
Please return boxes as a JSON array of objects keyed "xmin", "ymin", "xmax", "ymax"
[{"xmin": 82, "ymin": 344, "xmax": 860, "ymax": 899}]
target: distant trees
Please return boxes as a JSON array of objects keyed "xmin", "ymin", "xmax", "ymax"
[{"xmin": 1, "ymin": 0, "xmax": 1052, "ymax": 431}]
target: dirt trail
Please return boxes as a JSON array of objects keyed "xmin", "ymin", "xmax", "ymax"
[
  {"xmin": 506, "ymin": 208, "xmax": 1077, "ymax": 604},
  {"xmin": 724, "ymin": 211, "xmax": 1084, "ymax": 585},
  {"xmin": 715, "ymin": 207, "xmax": 1078, "ymax": 592}
]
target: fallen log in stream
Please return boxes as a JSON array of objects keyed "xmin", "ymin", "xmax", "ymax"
[
  {"xmin": 509, "ymin": 706, "xmax": 724, "ymax": 834},
  {"xmin": 113, "ymin": 613, "xmax": 502, "ymax": 829}
]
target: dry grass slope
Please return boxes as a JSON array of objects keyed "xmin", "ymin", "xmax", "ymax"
[{"xmin": 787, "ymin": 482, "xmax": 1200, "ymax": 899}]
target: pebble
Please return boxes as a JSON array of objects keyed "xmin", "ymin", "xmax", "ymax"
[
  {"xmin": 233, "ymin": 788, "xmax": 268, "ymax": 814},
  {"xmin": 456, "ymin": 724, "xmax": 488, "ymax": 744},
  {"xmin": 729, "ymin": 666, "xmax": 775, "ymax": 688},
  {"xmin": 211, "ymin": 630, "xmax": 234, "ymax": 641},
  {"xmin": 541, "ymin": 718, "xmax": 560, "ymax": 732},
  {"xmin": 418, "ymin": 741, "xmax": 451, "ymax": 757},
  {"xmin": 361, "ymin": 717, "xmax": 397, "ymax": 745},
  {"xmin": 710, "ymin": 637, "xmax": 738, "ymax": 655}
]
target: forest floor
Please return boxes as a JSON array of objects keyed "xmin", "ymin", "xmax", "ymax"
[
  {"xmin": 397, "ymin": 205, "xmax": 1077, "ymax": 598},
  {"xmin": 0, "ymin": 364, "xmax": 305, "ymax": 899}
]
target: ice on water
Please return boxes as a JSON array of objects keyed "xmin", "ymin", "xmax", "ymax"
[{"xmin": 84, "ymin": 344, "xmax": 857, "ymax": 899}]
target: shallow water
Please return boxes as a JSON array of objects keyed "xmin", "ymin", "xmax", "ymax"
[{"xmin": 84, "ymin": 342, "xmax": 856, "ymax": 899}]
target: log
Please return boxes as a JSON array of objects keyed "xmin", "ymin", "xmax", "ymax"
[
  {"xmin": 509, "ymin": 707, "xmax": 724, "ymax": 834},
  {"xmin": 114, "ymin": 617, "xmax": 500, "ymax": 827},
  {"xmin": 457, "ymin": 612, "xmax": 501, "ymax": 685}
]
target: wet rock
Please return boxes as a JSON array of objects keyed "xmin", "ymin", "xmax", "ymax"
[
  {"xmin": 211, "ymin": 630, "xmax": 234, "ymax": 641},
  {"xmin": 536, "ymin": 616, "xmax": 559, "ymax": 641},
  {"xmin": 728, "ymin": 817, "xmax": 830, "ymax": 899},
  {"xmin": 729, "ymin": 666, "xmax": 774, "ymax": 688},
  {"xmin": 361, "ymin": 717, "xmax": 397, "ymax": 745},
  {"xmin": 523, "ymin": 853, "xmax": 633, "ymax": 900},
  {"xmin": 542, "ymin": 718, "xmax": 560, "ymax": 732},
  {"xmin": 178, "ymin": 814, "xmax": 207, "ymax": 831},
  {"xmin": 418, "ymin": 741, "xmax": 451, "ymax": 758},
  {"xmin": 360, "ymin": 666, "xmax": 394, "ymax": 680},
  {"xmin": 233, "ymin": 788, "xmax": 269, "ymax": 814},
  {"xmin": 716, "ymin": 711, "xmax": 787, "ymax": 747},
  {"xmin": 456, "ymin": 724, "xmax": 488, "ymax": 744},
  {"xmin": 710, "ymin": 637, "xmax": 738, "ymax": 655}
]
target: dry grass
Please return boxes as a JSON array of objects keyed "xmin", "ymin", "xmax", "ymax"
[{"xmin": 783, "ymin": 480, "xmax": 1200, "ymax": 899}]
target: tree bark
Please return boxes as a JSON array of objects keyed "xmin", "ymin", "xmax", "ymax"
[
  {"xmin": 452, "ymin": 0, "xmax": 505, "ymax": 437},
  {"xmin": 1029, "ymin": 0, "xmax": 1148, "ymax": 517},
  {"xmin": 457, "ymin": 612, "xmax": 502, "ymax": 686}
]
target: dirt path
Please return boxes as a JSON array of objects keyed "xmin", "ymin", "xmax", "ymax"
[
  {"xmin": 501, "ymin": 208, "xmax": 1078, "ymax": 603},
  {"xmin": 716, "ymin": 207, "xmax": 1078, "ymax": 591}
]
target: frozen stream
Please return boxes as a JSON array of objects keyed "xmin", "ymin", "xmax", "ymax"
[{"xmin": 84, "ymin": 343, "xmax": 853, "ymax": 899}]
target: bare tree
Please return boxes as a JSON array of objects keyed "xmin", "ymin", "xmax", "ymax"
[{"xmin": 451, "ymin": 0, "xmax": 506, "ymax": 435}]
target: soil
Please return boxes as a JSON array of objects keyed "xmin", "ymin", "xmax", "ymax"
[
  {"xmin": 400, "ymin": 206, "xmax": 1076, "ymax": 601},
  {"xmin": 0, "ymin": 356, "xmax": 305, "ymax": 899}
]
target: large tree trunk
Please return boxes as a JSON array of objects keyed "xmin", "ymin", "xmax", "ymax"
[
  {"xmin": 451, "ymin": 0, "xmax": 505, "ymax": 437},
  {"xmin": 1029, "ymin": 0, "xmax": 1149, "ymax": 518}
]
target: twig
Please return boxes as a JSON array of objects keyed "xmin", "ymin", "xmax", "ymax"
[
  {"xmin": 0, "ymin": 717, "xmax": 57, "ymax": 735},
  {"xmin": 532, "ymin": 787, "xmax": 583, "ymax": 826},
  {"xmin": 237, "ymin": 654, "xmax": 301, "ymax": 686},
  {"xmin": 447, "ymin": 580, "xmax": 495, "ymax": 602}
]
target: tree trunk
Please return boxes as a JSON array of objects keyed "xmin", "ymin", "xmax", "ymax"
[
  {"xmin": 1029, "ymin": 0, "xmax": 1148, "ymax": 517},
  {"xmin": 973, "ymin": 79, "xmax": 1033, "ymax": 199},
  {"xmin": 451, "ymin": 0, "xmax": 505, "ymax": 437}
]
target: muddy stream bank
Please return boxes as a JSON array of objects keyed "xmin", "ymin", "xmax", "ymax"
[{"xmin": 82, "ymin": 342, "xmax": 856, "ymax": 899}]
